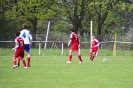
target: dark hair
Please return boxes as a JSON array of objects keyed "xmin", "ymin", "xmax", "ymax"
[
  {"xmin": 22, "ymin": 24, "xmax": 28, "ymax": 29},
  {"xmin": 71, "ymin": 28, "xmax": 75, "ymax": 32},
  {"xmin": 16, "ymin": 31, "xmax": 20, "ymax": 36}
]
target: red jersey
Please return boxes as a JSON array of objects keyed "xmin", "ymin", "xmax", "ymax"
[
  {"xmin": 14, "ymin": 37, "xmax": 24, "ymax": 50},
  {"xmin": 69, "ymin": 32, "xmax": 79, "ymax": 51},
  {"xmin": 69, "ymin": 32, "xmax": 79, "ymax": 45},
  {"xmin": 91, "ymin": 39, "xmax": 100, "ymax": 48}
]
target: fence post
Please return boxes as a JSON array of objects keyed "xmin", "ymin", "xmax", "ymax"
[
  {"xmin": 62, "ymin": 42, "xmax": 64, "ymax": 55},
  {"xmin": 39, "ymin": 42, "xmax": 41, "ymax": 56}
]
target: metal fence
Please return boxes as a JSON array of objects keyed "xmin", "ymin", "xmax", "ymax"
[{"xmin": 0, "ymin": 33, "xmax": 133, "ymax": 50}]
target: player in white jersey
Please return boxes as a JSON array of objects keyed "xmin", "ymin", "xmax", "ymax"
[{"xmin": 18, "ymin": 24, "xmax": 32, "ymax": 67}]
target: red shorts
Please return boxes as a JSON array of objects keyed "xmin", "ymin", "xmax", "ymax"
[
  {"xmin": 14, "ymin": 49, "xmax": 24, "ymax": 58},
  {"xmin": 90, "ymin": 47, "xmax": 98, "ymax": 53},
  {"xmin": 70, "ymin": 44, "xmax": 78, "ymax": 51}
]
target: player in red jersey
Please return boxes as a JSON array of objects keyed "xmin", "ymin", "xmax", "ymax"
[
  {"xmin": 12, "ymin": 31, "xmax": 27, "ymax": 68},
  {"xmin": 90, "ymin": 35, "xmax": 100, "ymax": 61},
  {"xmin": 66, "ymin": 29, "xmax": 82, "ymax": 64}
]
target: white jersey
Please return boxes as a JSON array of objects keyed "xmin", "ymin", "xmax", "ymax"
[{"xmin": 20, "ymin": 29, "xmax": 32, "ymax": 44}]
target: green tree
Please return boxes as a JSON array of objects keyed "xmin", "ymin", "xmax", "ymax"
[
  {"xmin": 103, "ymin": 0, "xmax": 133, "ymax": 35},
  {"xmin": 0, "ymin": 0, "xmax": 18, "ymax": 33},
  {"xmin": 56, "ymin": 0, "xmax": 89, "ymax": 34},
  {"xmin": 53, "ymin": 0, "xmax": 121, "ymax": 35},
  {"xmin": 5, "ymin": 0, "xmax": 56, "ymax": 36},
  {"xmin": 87, "ymin": 0, "xmax": 120, "ymax": 35}
]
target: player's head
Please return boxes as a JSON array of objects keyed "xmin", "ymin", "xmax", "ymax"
[
  {"xmin": 91, "ymin": 35, "xmax": 95, "ymax": 40},
  {"xmin": 16, "ymin": 31, "xmax": 20, "ymax": 37},
  {"xmin": 22, "ymin": 24, "xmax": 28, "ymax": 29},
  {"xmin": 71, "ymin": 28, "xmax": 75, "ymax": 32}
]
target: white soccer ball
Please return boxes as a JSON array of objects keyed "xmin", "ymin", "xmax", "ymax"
[{"xmin": 103, "ymin": 58, "xmax": 108, "ymax": 62}]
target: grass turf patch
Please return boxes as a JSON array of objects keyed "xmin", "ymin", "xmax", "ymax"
[
  {"xmin": 0, "ymin": 56, "xmax": 133, "ymax": 88},
  {"xmin": 1, "ymin": 48, "xmax": 133, "ymax": 56}
]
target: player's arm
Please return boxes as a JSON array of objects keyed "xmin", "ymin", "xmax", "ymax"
[
  {"xmin": 12, "ymin": 39, "xmax": 19, "ymax": 50},
  {"xmin": 78, "ymin": 36, "xmax": 80, "ymax": 48},
  {"xmin": 97, "ymin": 41, "xmax": 100, "ymax": 47},
  {"xmin": 68, "ymin": 34, "xmax": 72, "ymax": 46},
  {"xmin": 29, "ymin": 32, "xmax": 33, "ymax": 45},
  {"xmin": 95, "ymin": 39, "xmax": 100, "ymax": 47},
  {"xmin": 19, "ymin": 31, "xmax": 22, "ymax": 38},
  {"xmin": 68, "ymin": 40, "xmax": 71, "ymax": 46}
]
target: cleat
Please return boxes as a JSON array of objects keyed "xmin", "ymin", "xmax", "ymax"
[
  {"xmin": 66, "ymin": 61, "xmax": 71, "ymax": 64},
  {"xmin": 90, "ymin": 57, "xmax": 93, "ymax": 61},
  {"xmin": 17, "ymin": 63, "xmax": 20, "ymax": 67},
  {"xmin": 79, "ymin": 61, "xmax": 82, "ymax": 64},
  {"xmin": 27, "ymin": 65, "xmax": 31, "ymax": 67},
  {"xmin": 11, "ymin": 65, "xmax": 17, "ymax": 69},
  {"xmin": 24, "ymin": 67, "xmax": 28, "ymax": 68}
]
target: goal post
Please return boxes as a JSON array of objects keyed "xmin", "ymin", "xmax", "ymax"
[
  {"xmin": 90, "ymin": 20, "xmax": 93, "ymax": 56},
  {"xmin": 44, "ymin": 21, "xmax": 50, "ymax": 49}
]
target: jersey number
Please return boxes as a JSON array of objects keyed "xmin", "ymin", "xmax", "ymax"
[
  {"xmin": 22, "ymin": 32, "xmax": 26, "ymax": 38},
  {"xmin": 74, "ymin": 34, "xmax": 78, "ymax": 40}
]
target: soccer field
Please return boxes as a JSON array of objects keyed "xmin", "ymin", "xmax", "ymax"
[{"xmin": 0, "ymin": 56, "xmax": 133, "ymax": 88}]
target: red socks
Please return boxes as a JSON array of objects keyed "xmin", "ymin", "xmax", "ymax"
[
  {"xmin": 69, "ymin": 55, "xmax": 82, "ymax": 62},
  {"xmin": 90, "ymin": 52, "xmax": 93, "ymax": 59},
  {"xmin": 69, "ymin": 55, "xmax": 72, "ymax": 61},
  {"xmin": 27, "ymin": 57, "xmax": 30, "ymax": 65},
  {"xmin": 78, "ymin": 55, "xmax": 82, "ymax": 62},
  {"xmin": 18, "ymin": 57, "xmax": 21, "ymax": 63},
  {"xmin": 22, "ymin": 60, "xmax": 26, "ymax": 67},
  {"xmin": 13, "ymin": 60, "xmax": 17, "ymax": 65}
]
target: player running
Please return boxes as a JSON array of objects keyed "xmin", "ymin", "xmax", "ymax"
[
  {"xmin": 90, "ymin": 35, "xmax": 100, "ymax": 61},
  {"xmin": 18, "ymin": 24, "xmax": 32, "ymax": 67},
  {"xmin": 66, "ymin": 29, "xmax": 83, "ymax": 64},
  {"xmin": 12, "ymin": 31, "xmax": 27, "ymax": 68}
]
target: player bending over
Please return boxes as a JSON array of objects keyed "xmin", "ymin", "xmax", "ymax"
[
  {"xmin": 66, "ymin": 29, "xmax": 82, "ymax": 64},
  {"xmin": 12, "ymin": 31, "xmax": 27, "ymax": 68},
  {"xmin": 90, "ymin": 35, "xmax": 100, "ymax": 61}
]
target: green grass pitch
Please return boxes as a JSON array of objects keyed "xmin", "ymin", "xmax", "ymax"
[{"xmin": 0, "ymin": 56, "xmax": 133, "ymax": 88}]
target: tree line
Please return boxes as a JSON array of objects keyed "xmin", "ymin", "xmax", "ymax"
[{"xmin": 0, "ymin": 0, "xmax": 133, "ymax": 37}]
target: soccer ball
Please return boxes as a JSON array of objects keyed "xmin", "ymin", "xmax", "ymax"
[{"xmin": 103, "ymin": 58, "xmax": 108, "ymax": 62}]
